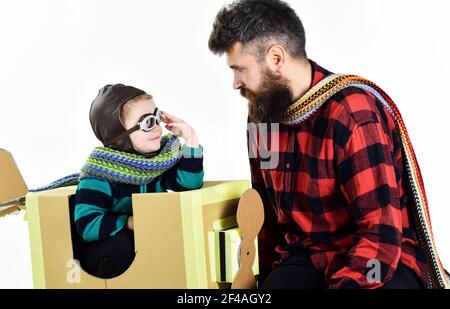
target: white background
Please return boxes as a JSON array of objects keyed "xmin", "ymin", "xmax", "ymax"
[{"xmin": 1, "ymin": 0, "xmax": 449, "ymax": 288}]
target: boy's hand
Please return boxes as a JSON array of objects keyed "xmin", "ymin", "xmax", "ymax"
[
  {"xmin": 161, "ymin": 111, "xmax": 199, "ymax": 148},
  {"xmin": 127, "ymin": 216, "xmax": 134, "ymax": 230}
]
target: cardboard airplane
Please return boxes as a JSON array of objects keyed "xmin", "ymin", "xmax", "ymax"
[{"xmin": 0, "ymin": 149, "xmax": 264, "ymax": 288}]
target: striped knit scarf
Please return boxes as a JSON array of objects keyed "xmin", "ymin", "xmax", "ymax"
[
  {"xmin": 80, "ymin": 133, "xmax": 181, "ymax": 184},
  {"xmin": 30, "ymin": 133, "xmax": 181, "ymax": 191},
  {"xmin": 283, "ymin": 74, "xmax": 449, "ymax": 289}
]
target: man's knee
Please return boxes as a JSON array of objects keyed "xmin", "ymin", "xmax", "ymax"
[{"xmin": 260, "ymin": 254, "xmax": 326, "ymax": 289}]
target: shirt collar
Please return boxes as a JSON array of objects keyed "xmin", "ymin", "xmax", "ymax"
[{"xmin": 308, "ymin": 59, "xmax": 333, "ymax": 89}]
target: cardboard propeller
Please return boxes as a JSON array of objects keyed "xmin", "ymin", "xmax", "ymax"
[{"xmin": 231, "ymin": 188, "xmax": 264, "ymax": 289}]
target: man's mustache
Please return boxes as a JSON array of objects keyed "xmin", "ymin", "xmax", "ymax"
[
  {"xmin": 240, "ymin": 87, "xmax": 248, "ymax": 98},
  {"xmin": 240, "ymin": 87, "xmax": 256, "ymax": 101}
]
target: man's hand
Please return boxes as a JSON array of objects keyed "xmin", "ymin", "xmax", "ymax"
[{"xmin": 161, "ymin": 111, "xmax": 199, "ymax": 148}]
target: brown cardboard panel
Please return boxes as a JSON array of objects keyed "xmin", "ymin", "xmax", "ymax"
[
  {"xmin": 27, "ymin": 187, "xmax": 106, "ymax": 288},
  {"xmin": 128, "ymin": 192, "xmax": 188, "ymax": 288},
  {"xmin": 0, "ymin": 150, "xmax": 28, "ymax": 212}
]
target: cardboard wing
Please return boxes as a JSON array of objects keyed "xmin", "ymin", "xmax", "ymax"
[{"xmin": 0, "ymin": 149, "xmax": 28, "ymax": 217}]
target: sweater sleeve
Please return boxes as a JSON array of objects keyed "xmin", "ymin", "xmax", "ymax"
[
  {"xmin": 74, "ymin": 178, "xmax": 128, "ymax": 242},
  {"xmin": 159, "ymin": 144, "xmax": 204, "ymax": 191}
]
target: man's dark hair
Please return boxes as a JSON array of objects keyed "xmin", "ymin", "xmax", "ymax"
[{"xmin": 208, "ymin": 0, "xmax": 306, "ymax": 60}]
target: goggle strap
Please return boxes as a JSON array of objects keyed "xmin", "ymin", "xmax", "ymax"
[{"xmin": 104, "ymin": 124, "xmax": 140, "ymax": 147}]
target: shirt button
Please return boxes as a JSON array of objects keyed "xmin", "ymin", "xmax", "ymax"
[{"xmin": 286, "ymin": 163, "xmax": 291, "ymax": 169}]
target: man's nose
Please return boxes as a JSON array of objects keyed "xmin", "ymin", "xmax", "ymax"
[{"xmin": 233, "ymin": 74, "xmax": 244, "ymax": 90}]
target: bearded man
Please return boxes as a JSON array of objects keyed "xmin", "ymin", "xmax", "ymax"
[{"xmin": 208, "ymin": 0, "xmax": 449, "ymax": 289}]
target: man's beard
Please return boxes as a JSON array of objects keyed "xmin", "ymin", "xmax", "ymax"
[{"xmin": 241, "ymin": 68, "xmax": 293, "ymax": 124}]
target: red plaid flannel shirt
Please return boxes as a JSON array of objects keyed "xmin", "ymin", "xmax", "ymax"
[{"xmin": 249, "ymin": 60, "xmax": 429, "ymax": 288}]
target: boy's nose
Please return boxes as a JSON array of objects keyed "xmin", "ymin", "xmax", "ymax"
[{"xmin": 151, "ymin": 124, "xmax": 162, "ymax": 133}]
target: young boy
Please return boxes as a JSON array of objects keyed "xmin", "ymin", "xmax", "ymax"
[{"xmin": 74, "ymin": 84, "xmax": 204, "ymax": 278}]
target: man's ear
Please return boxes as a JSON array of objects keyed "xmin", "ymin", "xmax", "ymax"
[{"xmin": 265, "ymin": 44, "xmax": 286, "ymax": 73}]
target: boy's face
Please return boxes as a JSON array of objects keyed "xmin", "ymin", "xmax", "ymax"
[{"xmin": 122, "ymin": 98, "xmax": 162, "ymax": 154}]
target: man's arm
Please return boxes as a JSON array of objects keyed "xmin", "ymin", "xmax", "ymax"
[{"xmin": 329, "ymin": 102, "xmax": 403, "ymax": 289}]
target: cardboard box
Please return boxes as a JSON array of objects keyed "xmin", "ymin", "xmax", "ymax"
[{"xmin": 25, "ymin": 180, "xmax": 255, "ymax": 288}]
